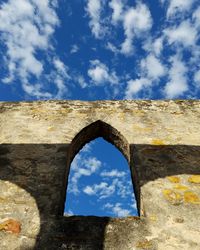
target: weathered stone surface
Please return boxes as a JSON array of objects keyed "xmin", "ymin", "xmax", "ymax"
[{"xmin": 0, "ymin": 100, "xmax": 200, "ymax": 249}]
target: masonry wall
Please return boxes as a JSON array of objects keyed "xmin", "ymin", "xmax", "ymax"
[{"xmin": 0, "ymin": 100, "xmax": 200, "ymax": 250}]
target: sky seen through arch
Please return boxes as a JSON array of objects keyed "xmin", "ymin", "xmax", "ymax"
[{"xmin": 65, "ymin": 138, "xmax": 138, "ymax": 217}]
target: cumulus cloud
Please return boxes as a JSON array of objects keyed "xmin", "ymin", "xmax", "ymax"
[
  {"xmin": 164, "ymin": 20, "xmax": 197, "ymax": 47},
  {"xmin": 124, "ymin": 53, "xmax": 166, "ymax": 99},
  {"xmin": 74, "ymin": 75, "xmax": 87, "ymax": 88},
  {"xmin": 69, "ymin": 155, "xmax": 102, "ymax": 195},
  {"xmin": 101, "ymin": 169, "xmax": 126, "ymax": 178},
  {"xmin": 0, "ymin": 0, "xmax": 59, "ymax": 81},
  {"xmin": 83, "ymin": 177, "xmax": 132, "ymax": 199},
  {"xmin": 106, "ymin": 42, "xmax": 119, "ymax": 54},
  {"xmin": 53, "ymin": 58, "xmax": 69, "ymax": 77},
  {"xmin": 161, "ymin": 0, "xmax": 195, "ymax": 18},
  {"xmin": 86, "ymin": 0, "xmax": 105, "ymax": 39},
  {"xmin": 109, "ymin": 0, "xmax": 124, "ymax": 24},
  {"xmin": 143, "ymin": 36, "xmax": 164, "ymax": 56},
  {"xmin": 153, "ymin": 38, "xmax": 164, "ymax": 56},
  {"xmin": 70, "ymin": 44, "xmax": 79, "ymax": 54},
  {"xmin": 193, "ymin": 6, "xmax": 200, "ymax": 29},
  {"xmin": 83, "ymin": 180, "xmax": 116, "ymax": 199},
  {"xmin": 22, "ymin": 82, "xmax": 52, "ymax": 99},
  {"xmin": 141, "ymin": 54, "xmax": 166, "ymax": 80},
  {"xmin": 88, "ymin": 60, "xmax": 119, "ymax": 85},
  {"xmin": 0, "ymin": 0, "xmax": 72, "ymax": 99},
  {"xmin": 125, "ymin": 78, "xmax": 149, "ymax": 99},
  {"xmin": 121, "ymin": 3, "xmax": 152, "ymax": 56},
  {"xmin": 164, "ymin": 54, "xmax": 188, "ymax": 98},
  {"xmin": 104, "ymin": 202, "xmax": 131, "ymax": 217},
  {"xmin": 194, "ymin": 70, "xmax": 200, "ymax": 86}
]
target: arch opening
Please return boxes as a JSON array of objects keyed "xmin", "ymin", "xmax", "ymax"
[
  {"xmin": 60, "ymin": 120, "xmax": 140, "ymax": 217},
  {"xmin": 64, "ymin": 138, "xmax": 138, "ymax": 217}
]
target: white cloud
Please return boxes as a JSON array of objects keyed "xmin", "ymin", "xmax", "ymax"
[
  {"xmin": 161, "ymin": 0, "xmax": 195, "ymax": 18},
  {"xmin": 164, "ymin": 20, "xmax": 197, "ymax": 47},
  {"xmin": 22, "ymin": 82, "xmax": 52, "ymax": 98},
  {"xmin": 164, "ymin": 55, "xmax": 188, "ymax": 98},
  {"xmin": 64, "ymin": 209, "xmax": 74, "ymax": 216},
  {"xmin": 101, "ymin": 169, "xmax": 126, "ymax": 178},
  {"xmin": 0, "ymin": 0, "xmax": 59, "ymax": 80},
  {"xmin": 130, "ymin": 195, "xmax": 138, "ymax": 211},
  {"xmin": 121, "ymin": 3, "xmax": 152, "ymax": 56},
  {"xmin": 124, "ymin": 53, "xmax": 166, "ymax": 99},
  {"xmin": 104, "ymin": 202, "xmax": 131, "ymax": 217},
  {"xmin": 153, "ymin": 37, "xmax": 164, "ymax": 56},
  {"xmin": 125, "ymin": 78, "xmax": 149, "ymax": 99},
  {"xmin": 106, "ymin": 42, "xmax": 119, "ymax": 54},
  {"xmin": 0, "ymin": 0, "xmax": 62, "ymax": 98},
  {"xmin": 80, "ymin": 143, "xmax": 92, "ymax": 153},
  {"xmin": 109, "ymin": 0, "xmax": 124, "ymax": 24},
  {"xmin": 51, "ymin": 57, "xmax": 70, "ymax": 98},
  {"xmin": 143, "ymin": 37, "xmax": 164, "ymax": 56},
  {"xmin": 194, "ymin": 70, "xmax": 200, "ymax": 86},
  {"xmin": 70, "ymin": 44, "xmax": 79, "ymax": 54},
  {"xmin": 69, "ymin": 155, "xmax": 102, "ymax": 195},
  {"xmin": 193, "ymin": 6, "xmax": 200, "ymax": 29},
  {"xmin": 86, "ymin": 0, "xmax": 105, "ymax": 39},
  {"xmin": 116, "ymin": 180, "xmax": 132, "ymax": 198},
  {"xmin": 141, "ymin": 54, "xmax": 166, "ymax": 79},
  {"xmin": 83, "ymin": 181, "xmax": 116, "ymax": 199},
  {"xmin": 83, "ymin": 177, "xmax": 133, "ymax": 199},
  {"xmin": 88, "ymin": 60, "xmax": 119, "ymax": 85},
  {"xmin": 76, "ymin": 75, "xmax": 88, "ymax": 88},
  {"xmin": 53, "ymin": 58, "xmax": 68, "ymax": 76},
  {"xmin": 83, "ymin": 186, "xmax": 95, "ymax": 195}
]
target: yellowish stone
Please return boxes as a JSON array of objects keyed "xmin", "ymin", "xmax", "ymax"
[
  {"xmin": 149, "ymin": 215, "xmax": 157, "ymax": 222},
  {"xmin": 47, "ymin": 126, "xmax": 55, "ymax": 131}
]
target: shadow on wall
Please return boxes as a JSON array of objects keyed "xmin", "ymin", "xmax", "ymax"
[{"xmin": 0, "ymin": 143, "xmax": 200, "ymax": 249}]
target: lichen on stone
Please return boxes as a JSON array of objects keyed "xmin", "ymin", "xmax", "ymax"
[
  {"xmin": 0, "ymin": 219, "xmax": 21, "ymax": 234},
  {"xmin": 163, "ymin": 189, "xmax": 183, "ymax": 205},
  {"xmin": 184, "ymin": 191, "xmax": 200, "ymax": 204},
  {"xmin": 151, "ymin": 139, "xmax": 165, "ymax": 145},
  {"xmin": 136, "ymin": 239, "xmax": 153, "ymax": 249},
  {"xmin": 188, "ymin": 175, "xmax": 200, "ymax": 184},
  {"xmin": 167, "ymin": 176, "xmax": 180, "ymax": 183},
  {"xmin": 174, "ymin": 184, "xmax": 189, "ymax": 191}
]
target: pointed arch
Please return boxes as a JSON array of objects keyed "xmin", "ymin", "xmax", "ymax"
[
  {"xmin": 68, "ymin": 120, "xmax": 130, "ymax": 164},
  {"xmin": 60, "ymin": 120, "xmax": 140, "ymax": 216}
]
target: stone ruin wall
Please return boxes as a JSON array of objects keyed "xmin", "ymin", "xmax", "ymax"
[{"xmin": 0, "ymin": 100, "xmax": 200, "ymax": 250}]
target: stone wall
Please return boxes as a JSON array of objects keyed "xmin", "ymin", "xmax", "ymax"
[{"xmin": 0, "ymin": 100, "xmax": 200, "ymax": 250}]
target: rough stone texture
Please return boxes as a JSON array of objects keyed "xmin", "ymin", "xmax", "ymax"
[{"xmin": 0, "ymin": 100, "xmax": 200, "ymax": 250}]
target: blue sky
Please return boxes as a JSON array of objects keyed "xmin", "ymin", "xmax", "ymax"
[
  {"xmin": 0, "ymin": 0, "xmax": 200, "ymax": 217},
  {"xmin": 65, "ymin": 138, "xmax": 137, "ymax": 217}
]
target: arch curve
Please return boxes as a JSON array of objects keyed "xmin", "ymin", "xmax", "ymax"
[
  {"xmin": 60, "ymin": 120, "xmax": 140, "ymax": 216},
  {"xmin": 68, "ymin": 120, "xmax": 130, "ymax": 164}
]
